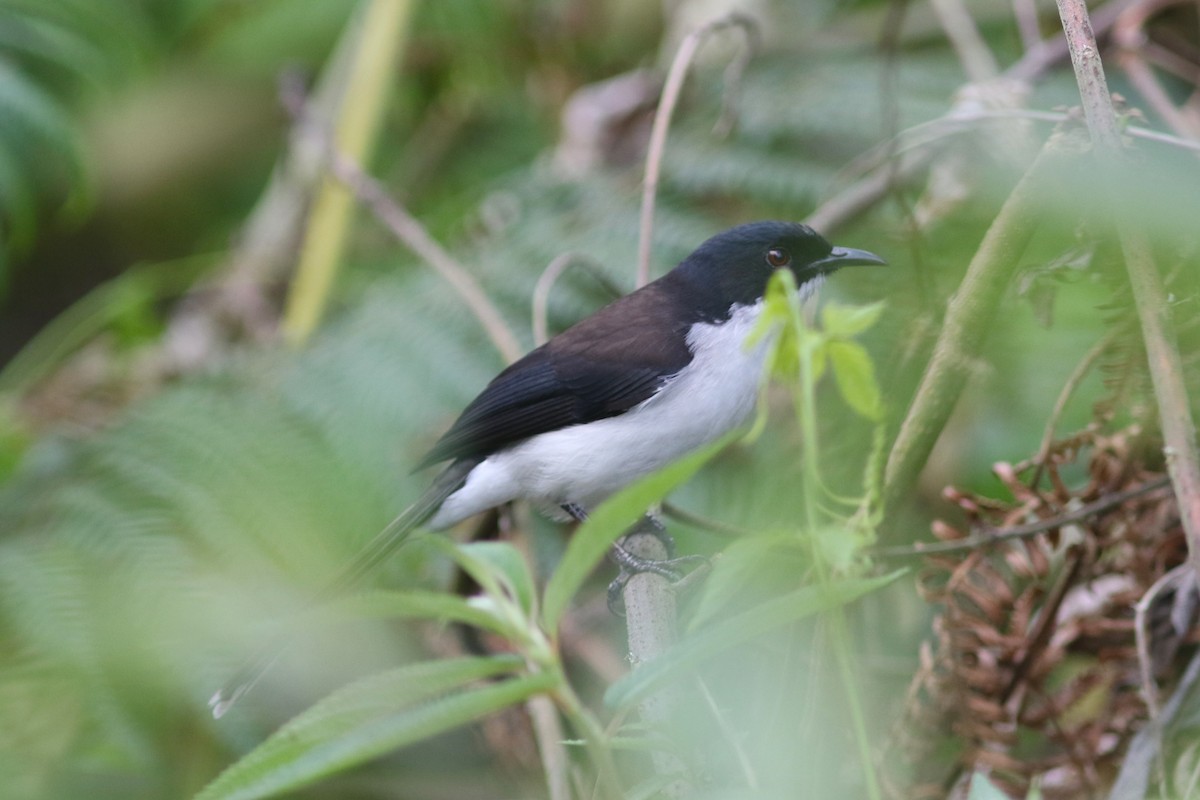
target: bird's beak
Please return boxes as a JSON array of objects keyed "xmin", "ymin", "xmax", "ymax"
[{"xmin": 811, "ymin": 246, "xmax": 887, "ymax": 273}]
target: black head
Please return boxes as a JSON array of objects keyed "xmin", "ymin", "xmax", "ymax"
[{"xmin": 669, "ymin": 221, "xmax": 885, "ymax": 320}]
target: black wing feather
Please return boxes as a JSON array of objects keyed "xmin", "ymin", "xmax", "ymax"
[{"xmin": 416, "ymin": 279, "xmax": 695, "ymax": 468}]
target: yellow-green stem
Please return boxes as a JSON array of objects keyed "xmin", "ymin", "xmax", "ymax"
[
  {"xmin": 283, "ymin": 0, "xmax": 415, "ymax": 345},
  {"xmin": 797, "ymin": 334, "xmax": 882, "ymax": 800}
]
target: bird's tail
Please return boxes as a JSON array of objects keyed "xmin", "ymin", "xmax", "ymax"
[{"xmin": 208, "ymin": 458, "xmax": 480, "ymax": 718}]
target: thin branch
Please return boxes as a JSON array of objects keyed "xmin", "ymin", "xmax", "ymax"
[
  {"xmin": 282, "ymin": 76, "xmax": 522, "ymax": 364},
  {"xmin": 527, "ymin": 693, "xmax": 573, "ymax": 800},
  {"xmin": 1134, "ymin": 564, "xmax": 1191, "ymax": 719},
  {"xmin": 531, "ymin": 253, "xmax": 607, "ymax": 347},
  {"xmin": 637, "ymin": 14, "xmax": 757, "ymax": 287},
  {"xmin": 1056, "ymin": 0, "xmax": 1200, "ymax": 579},
  {"xmin": 1030, "ymin": 326, "xmax": 1125, "ymax": 487},
  {"xmin": 1114, "ymin": 0, "xmax": 1200, "ymax": 138},
  {"xmin": 1013, "ymin": 0, "xmax": 1045, "ymax": 51},
  {"xmin": 929, "ymin": 0, "xmax": 1001, "ymax": 81},
  {"xmin": 870, "ymin": 475, "xmax": 1172, "ymax": 559},
  {"xmin": 806, "ymin": 0, "xmax": 1130, "ymax": 237}
]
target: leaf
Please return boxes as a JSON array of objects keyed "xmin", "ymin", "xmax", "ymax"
[
  {"xmin": 541, "ymin": 434, "xmax": 736, "ymax": 633},
  {"xmin": 820, "ymin": 301, "xmax": 884, "ymax": 337},
  {"xmin": 827, "ymin": 341, "xmax": 882, "ymax": 420},
  {"xmin": 457, "ymin": 541, "xmax": 537, "ymax": 619},
  {"xmin": 605, "ymin": 571, "xmax": 904, "ymax": 709},
  {"xmin": 687, "ymin": 532, "xmax": 810, "ymax": 628},
  {"xmin": 196, "ymin": 657, "xmax": 553, "ymax": 800},
  {"xmin": 332, "ymin": 589, "xmax": 516, "ymax": 637}
]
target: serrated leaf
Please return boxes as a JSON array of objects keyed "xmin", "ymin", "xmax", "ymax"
[
  {"xmin": 197, "ymin": 657, "xmax": 550, "ymax": 800},
  {"xmin": 605, "ymin": 571, "xmax": 904, "ymax": 709},
  {"xmin": 820, "ymin": 301, "xmax": 884, "ymax": 337},
  {"xmin": 541, "ymin": 434, "xmax": 735, "ymax": 633},
  {"xmin": 828, "ymin": 341, "xmax": 882, "ymax": 420}
]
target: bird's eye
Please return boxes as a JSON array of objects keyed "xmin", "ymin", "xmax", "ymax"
[{"xmin": 766, "ymin": 248, "xmax": 791, "ymax": 268}]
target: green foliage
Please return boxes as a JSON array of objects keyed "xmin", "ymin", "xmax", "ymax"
[
  {"xmin": 8, "ymin": 0, "xmax": 1200, "ymax": 796},
  {"xmin": 197, "ymin": 656, "xmax": 552, "ymax": 800}
]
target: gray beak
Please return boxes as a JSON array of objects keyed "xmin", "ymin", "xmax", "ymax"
[{"xmin": 811, "ymin": 246, "xmax": 887, "ymax": 272}]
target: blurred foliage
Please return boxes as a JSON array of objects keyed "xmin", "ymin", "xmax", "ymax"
[{"xmin": 1, "ymin": 0, "xmax": 1199, "ymax": 798}]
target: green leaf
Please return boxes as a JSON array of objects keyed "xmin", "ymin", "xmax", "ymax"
[
  {"xmin": 541, "ymin": 434, "xmax": 736, "ymax": 633},
  {"xmin": 423, "ymin": 538, "xmax": 534, "ymax": 617},
  {"xmin": 457, "ymin": 541, "xmax": 537, "ymax": 618},
  {"xmin": 820, "ymin": 300, "xmax": 885, "ymax": 337},
  {"xmin": 196, "ymin": 657, "xmax": 552, "ymax": 800},
  {"xmin": 827, "ymin": 341, "xmax": 882, "ymax": 420},
  {"xmin": 332, "ymin": 589, "xmax": 517, "ymax": 637},
  {"xmin": 687, "ymin": 532, "xmax": 810, "ymax": 628},
  {"xmin": 605, "ymin": 571, "xmax": 904, "ymax": 709}
]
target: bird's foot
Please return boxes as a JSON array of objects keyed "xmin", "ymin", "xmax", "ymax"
[
  {"xmin": 605, "ymin": 540, "xmax": 710, "ymax": 616},
  {"xmin": 559, "ymin": 504, "xmax": 709, "ymax": 614}
]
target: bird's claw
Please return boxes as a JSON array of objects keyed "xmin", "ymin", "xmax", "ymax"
[{"xmin": 605, "ymin": 545, "xmax": 710, "ymax": 616}]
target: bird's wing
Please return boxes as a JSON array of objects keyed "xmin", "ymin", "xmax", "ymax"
[{"xmin": 416, "ymin": 282, "xmax": 693, "ymax": 468}]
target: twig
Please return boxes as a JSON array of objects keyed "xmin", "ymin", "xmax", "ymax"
[
  {"xmin": 1056, "ymin": 0, "xmax": 1200, "ymax": 579},
  {"xmin": 637, "ymin": 14, "xmax": 757, "ymax": 287},
  {"xmin": 1133, "ymin": 564, "xmax": 1191, "ymax": 719},
  {"xmin": 281, "ymin": 0, "xmax": 414, "ymax": 345},
  {"xmin": 1013, "ymin": 0, "xmax": 1045, "ymax": 51},
  {"xmin": 528, "ymin": 693, "xmax": 572, "ymax": 800},
  {"xmin": 881, "ymin": 129, "xmax": 1085, "ymax": 516},
  {"xmin": 1114, "ymin": 0, "xmax": 1200, "ymax": 138},
  {"xmin": 282, "ymin": 77, "xmax": 522, "ymax": 365},
  {"xmin": 532, "ymin": 253, "xmax": 605, "ymax": 346},
  {"xmin": 870, "ymin": 475, "xmax": 1172, "ymax": 559},
  {"xmin": 621, "ymin": 516, "xmax": 691, "ymax": 796},
  {"xmin": 806, "ymin": 0, "xmax": 1130, "ymax": 237},
  {"xmin": 929, "ymin": 0, "xmax": 1001, "ymax": 81},
  {"xmin": 1030, "ymin": 326, "xmax": 1125, "ymax": 487}
]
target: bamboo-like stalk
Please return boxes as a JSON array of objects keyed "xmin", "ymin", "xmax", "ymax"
[
  {"xmin": 1054, "ymin": 0, "xmax": 1200, "ymax": 579},
  {"xmin": 881, "ymin": 130, "xmax": 1084, "ymax": 514},
  {"xmin": 282, "ymin": 0, "xmax": 414, "ymax": 345}
]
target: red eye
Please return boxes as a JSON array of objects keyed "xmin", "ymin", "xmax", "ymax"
[{"xmin": 766, "ymin": 248, "xmax": 790, "ymax": 268}]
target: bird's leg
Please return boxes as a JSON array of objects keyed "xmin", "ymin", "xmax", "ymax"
[{"xmin": 561, "ymin": 505, "xmax": 708, "ymax": 615}]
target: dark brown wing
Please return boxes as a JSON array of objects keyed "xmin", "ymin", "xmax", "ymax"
[{"xmin": 415, "ymin": 280, "xmax": 693, "ymax": 468}]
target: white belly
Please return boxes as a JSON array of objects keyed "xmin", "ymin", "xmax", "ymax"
[{"xmin": 427, "ymin": 301, "xmax": 770, "ymax": 529}]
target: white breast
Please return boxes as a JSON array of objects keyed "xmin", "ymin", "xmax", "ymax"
[{"xmin": 427, "ymin": 300, "xmax": 773, "ymax": 529}]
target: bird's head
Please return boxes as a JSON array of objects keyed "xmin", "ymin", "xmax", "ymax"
[{"xmin": 672, "ymin": 221, "xmax": 885, "ymax": 317}]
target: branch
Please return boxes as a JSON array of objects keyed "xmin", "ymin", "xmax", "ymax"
[
  {"xmin": 637, "ymin": 14, "xmax": 757, "ymax": 287},
  {"xmin": 620, "ymin": 517, "xmax": 691, "ymax": 796},
  {"xmin": 881, "ymin": 130, "xmax": 1085, "ymax": 515},
  {"xmin": 1055, "ymin": 0, "xmax": 1200, "ymax": 578},
  {"xmin": 929, "ymin": 0, "xmax": 1001, "ymax": 81},
  {"xmin": 806, "ymin": 0, "xmax": 1130, "ymax": 237},
  {"xmin": 870, "ymin": 475, "xmax": 1171, "ymax": 559},
  {"xmin": 282, "ymin": 76, "xmax": 523, "ymax": 365}
]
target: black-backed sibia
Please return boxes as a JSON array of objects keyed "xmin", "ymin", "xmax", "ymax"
[{"xmin": 210, "ymin": 220, "xmax": 885, "ymax": 716}]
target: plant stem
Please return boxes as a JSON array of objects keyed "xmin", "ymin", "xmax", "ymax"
[
  {"xmin": 553, "ymin": 681, "xmax": 624, "ymax": 800},
  {"xmin": 797, "ymin": 334, "xmax": 881, "ymax": 800},
  {"xmin": 283, "ymin": 0, "xmax": 413, "ymax": 345},
  {"xmin": 620, "ymin": 518, "xmax": 690, "ymax": 796},
  {"xmin": 881, "ymin": 130, "xmax": 1082, "ymax": 516},
  {"xmin": 1054, "ymin": 0, "xmax": 1200, "ymax": 578}
]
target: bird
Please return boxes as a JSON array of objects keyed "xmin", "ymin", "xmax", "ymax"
[{"xmin": 209, "ymin": 220, "xmax": 884, "ymax": 716}]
